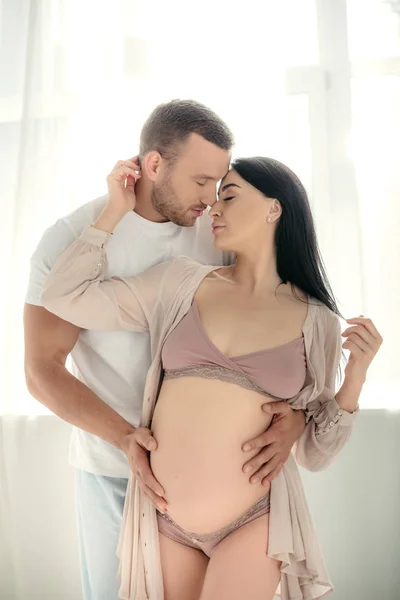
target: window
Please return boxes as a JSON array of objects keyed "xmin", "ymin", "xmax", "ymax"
[{"xmin": 1, "ymin": 0, "xmax": 398, "ymax": 413}]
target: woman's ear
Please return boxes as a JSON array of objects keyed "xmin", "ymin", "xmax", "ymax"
[{"xmin": 267, "ymin": 199, "xmax": 282, "ymax": 222}]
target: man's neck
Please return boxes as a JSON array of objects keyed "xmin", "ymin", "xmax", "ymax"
[{"xmin": 134, "ymin": 183, "xmax": 168, "ymax": 223}]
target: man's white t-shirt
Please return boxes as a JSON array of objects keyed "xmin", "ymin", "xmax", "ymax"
[{"xmin": 26, "ymin": 195, "xmax": 230, "ymax": 478}]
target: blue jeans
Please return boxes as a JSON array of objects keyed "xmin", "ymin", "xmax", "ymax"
[{"xmin": 75, "ymin": 470, "xmax": 129, "ymax": 600}]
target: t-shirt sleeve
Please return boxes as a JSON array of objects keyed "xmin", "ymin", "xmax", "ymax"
[{"xmin": 25, "ymin": 219, "xmax": 85, "ymax": 306}]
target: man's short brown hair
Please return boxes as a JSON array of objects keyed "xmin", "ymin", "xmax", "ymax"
[{"xmin": 139, "ymin": 99, "xmax": 234, "ymax": 164}]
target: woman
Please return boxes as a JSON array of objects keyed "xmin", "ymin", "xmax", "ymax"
[{"xmin": 42, "ymin": 157, "xmax": 381, "ymax": 600}]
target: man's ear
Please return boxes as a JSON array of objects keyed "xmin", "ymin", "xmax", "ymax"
[{"xmin": 142, "ymin": 151, "xmax": 163, "ymax": 183}]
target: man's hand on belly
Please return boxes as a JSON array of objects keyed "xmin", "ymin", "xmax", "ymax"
[
  {"xmin": 119, "ymin": 427, "xmax": 168, "ymax": 513},
  {"xmin": 241, "ymin": 403, "xmax": 306, "ymax": 486}
]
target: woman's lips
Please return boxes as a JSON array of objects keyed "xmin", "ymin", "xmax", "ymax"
[{"xmin": 212, "ymin": 226, "xmax": 225, "ymax": 234}]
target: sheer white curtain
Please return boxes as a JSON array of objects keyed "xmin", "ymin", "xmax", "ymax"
[
  {"xmin": 1, "ymin": 0, "xmax": 399, "ymax": 598},
  {"xmin": 0, "ymin": 0, "xmax": 290, "ymax": 417}
]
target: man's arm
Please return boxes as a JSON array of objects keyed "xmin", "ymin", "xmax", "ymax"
[
  {"xmin": 24, "ymin": 304, "xmax": 135, "ymax": 449},
  {"xmin": 24, "ymin": 303, "xmax": 168, "ymax": 511}
]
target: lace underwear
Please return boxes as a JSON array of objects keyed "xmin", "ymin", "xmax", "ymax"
[
  {"xmin": 157, "ymin": 493, "xmax": 271, "ymax": 542},
  {"xmin": 163, "ymin": 364, "xmax": 286, "ymax": 401}
]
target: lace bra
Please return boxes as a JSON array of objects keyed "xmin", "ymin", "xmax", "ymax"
[{"xmin": 161, "ymin": 300, "xmax": 307, "ymax": 400}]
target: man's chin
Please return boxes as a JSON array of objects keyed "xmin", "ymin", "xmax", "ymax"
[
  {"xmin": 186, "ymin": 216, "xmax": 198, "ymax": 227},
  {"xmin": 175, "ymin": 214, "xmax": 198, "ymax": 227}
]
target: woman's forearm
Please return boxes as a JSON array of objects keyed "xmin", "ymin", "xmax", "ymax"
[
  {"xmin": 92, "ymin": 204, "xmax": 127, "ymax": 234},
  {"xmin": 335, "ymin": 376, "xmax": 364, "ymax": 413}
]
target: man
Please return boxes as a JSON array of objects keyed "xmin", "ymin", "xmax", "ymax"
[{"xmin": 24, "ymin": 99, "xmax": 306, "ymax": 600}]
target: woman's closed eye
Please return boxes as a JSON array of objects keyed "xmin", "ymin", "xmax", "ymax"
[
  {"xmin": 196, "ymin": 181, "xmax": 207, "ymax": 187},
  {"xmin": 223, "ymin": 196, "xmax": 235, "ymax": 201}
]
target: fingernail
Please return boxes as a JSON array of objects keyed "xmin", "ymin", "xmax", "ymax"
[
  {"xmin": 251, "ymin": 477, "xmax": 260, "ymax": 484},
  {"xmin": 243, "ymin": 465, "xmax": 252, "ymax": 473},
  {"xmin": 243, "ymin": 444, "xmax": 251, "ymax": 451}
]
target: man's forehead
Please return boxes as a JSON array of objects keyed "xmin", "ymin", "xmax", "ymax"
[
  {"xmin": 192, "ymin": 158, "xmax": 230, "ymax": 179},
  {"xmin": 183, "ymin": 140, "xmax": 230, "ymax": 174},
  {"xmin": 193, "ymin": 171, "xmax": 228, "ymax": 181}
]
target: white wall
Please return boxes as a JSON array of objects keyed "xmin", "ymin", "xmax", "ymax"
[{"xmin": 301, "ymin": 410, "xmax": 400, "ymax": 599}]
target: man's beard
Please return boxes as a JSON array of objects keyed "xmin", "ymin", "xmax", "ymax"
[{"xmin": 151, "ymin": 176, "xmax": 195, "ymax": 227}]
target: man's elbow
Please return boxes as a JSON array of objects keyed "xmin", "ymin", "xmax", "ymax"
[
  {"xmin": 24, "ymin": 356, "xmax": 59, "ymax": 400},
  {"xmin": 24, "ymin": 357, "xmax": 44, "ymax": 398}
]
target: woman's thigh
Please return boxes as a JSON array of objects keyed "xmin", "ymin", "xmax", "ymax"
[
  {"xmin": 159, "ymin": 532, "xmax": 209, "ymax": 600},
  {"xmin": 199, "ymin": 514, "xmax": 281, "ymax": 600}
]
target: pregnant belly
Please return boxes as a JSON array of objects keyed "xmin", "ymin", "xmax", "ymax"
[{"xmin": 149, "ymin": 377, "xmax": 273, "ymax": 533}]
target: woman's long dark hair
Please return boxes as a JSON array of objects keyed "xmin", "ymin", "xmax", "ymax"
[{"xmin": 231, "ymin": 156, "xmax": 341, "ymax": 317}]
